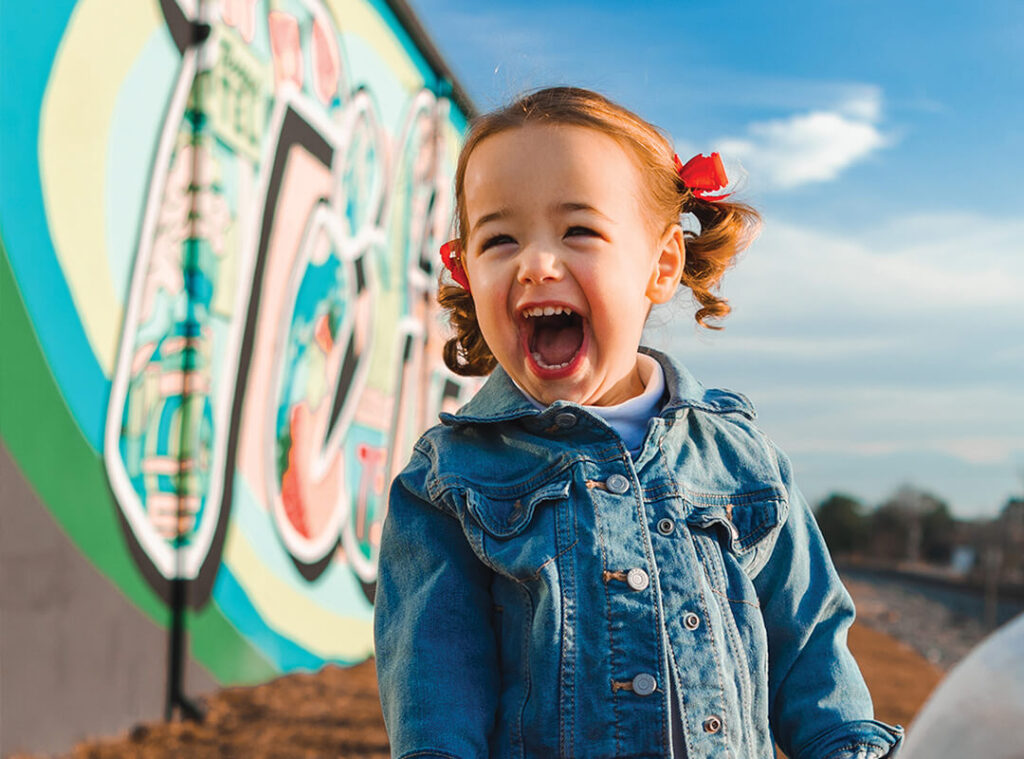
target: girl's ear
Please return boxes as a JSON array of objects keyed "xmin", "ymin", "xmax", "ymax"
[{"xmin": 646, "ymin": 224, "xmax": 685, "ymax": 304}]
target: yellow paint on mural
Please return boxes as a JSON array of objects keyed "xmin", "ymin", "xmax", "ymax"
[
  {"xmin": 40, "ymin": 0, "xmax": 163, "ymax": 374},
  {"xmin": 222, "ymin": 521, "xmax": 374, "ymax": 661},
  {"xmin": 324, "ymin": 0, "xmax": 424, "ymax": 93}
]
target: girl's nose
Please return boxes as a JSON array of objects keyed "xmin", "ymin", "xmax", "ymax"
[{"xmin": 516, "ymin": 245, "xmax": 562, "ymax": 285}]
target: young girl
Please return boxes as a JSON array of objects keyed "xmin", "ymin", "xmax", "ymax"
[{"xmin": 374, "ymin": 87, "xmax": 903, "ymax": 759}]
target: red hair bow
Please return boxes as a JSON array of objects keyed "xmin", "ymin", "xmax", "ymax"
[
  {"xmin": 439, "ymin": 239, "xmax": 470, "ymax": 290},
  {"xmin": 673, "ymin": 152, "xmax": 730, "ymax": 201}
]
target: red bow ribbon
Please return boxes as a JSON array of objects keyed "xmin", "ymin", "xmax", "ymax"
[
  {"xmin": 673, "ymin": 152, "xmax": 730, "ymax": 201},
  {"xmin": 440, "ymin": 239, "xmax": 470, "ymax": 290}
]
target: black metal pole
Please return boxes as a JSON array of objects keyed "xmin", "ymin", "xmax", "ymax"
[
  {"xmin": 163, "ymin": 9, "xmax": 212, "ymax": 725},
  {"xmin": 165, "ymin": 574, "xmax": 203, "ymax": 721}
]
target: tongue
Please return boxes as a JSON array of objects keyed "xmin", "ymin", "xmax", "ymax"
[{"xmin": 534, "ymin": 322, "xmax": 582, "ymax": 366}]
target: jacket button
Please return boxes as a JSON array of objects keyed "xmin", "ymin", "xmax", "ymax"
[
  {"xmin": 632, "ymin": 673, "xmax": 657, "ymax": 696},
  {"xmin": 605, "ymin": 474, "xmax": 630, "ymax": 494},
  {"xmin": 626, "ymin": 568, "xmax": 649, "ymax": 591},
  {"xmin": 554, "ymin": 411, "xmax": 577, "ymax": 429},
  {"xmin": 683, "ymin": 612, "xmax": 700, "ymax": 631},
  {"xmin": 657, "ymin": 518, "xmax": 675, "ymax": 535},
  {"xmin": 703, "ymin": 715, "xmax": 722, "ymax": 733}
]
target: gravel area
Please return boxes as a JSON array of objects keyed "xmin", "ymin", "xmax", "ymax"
[{"xmin": 843, "ymin": 568, "xmax": 1024, "ymax": 670}]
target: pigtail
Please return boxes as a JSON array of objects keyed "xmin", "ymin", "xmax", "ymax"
[
  {"xmin": 438, "ymin": 282, "xmax": 497, "ymax": 376},
  {"xmin": 680, "ymin": 195, "xmax": 761, "ymax": 329}
]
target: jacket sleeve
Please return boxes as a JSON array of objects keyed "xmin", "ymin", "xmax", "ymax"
[
  {"xmin": 373, "ymin": 445, "xmax": 499, "ymax": 759},
  {"xmin": 752, "ymin": 444, "xmax": 904, "ymax": 759}
]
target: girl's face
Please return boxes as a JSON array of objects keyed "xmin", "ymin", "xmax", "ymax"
[{"xmin": 462, "ymin": 124, "xmax": 684, "ymax": 407}]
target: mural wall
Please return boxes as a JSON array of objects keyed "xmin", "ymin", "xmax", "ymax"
[{"xmin": 0, "ymin": 0, "xmax": 473, "ymax": 743}]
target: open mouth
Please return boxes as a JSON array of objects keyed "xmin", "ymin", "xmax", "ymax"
[{"xmin": 522, "ymin": 305, "xmax": 585, "ymax": 371}]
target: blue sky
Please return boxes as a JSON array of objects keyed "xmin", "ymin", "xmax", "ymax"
[{"xmin": 409, "ymin": 0, "xmax": 1024, "ymax": 517}]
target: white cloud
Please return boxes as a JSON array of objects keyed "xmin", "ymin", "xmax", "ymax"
[
  {"xmin": 714, "ymin": 89, "xmax": 890, "ymax": 190},
  {"xmin": 728, "ymin": 213, "xmax": 1024, "ymax": 317},
  {"xmin": 657, "ymin": 212, "xmax": 1024, "ymax": 363},
  {"xmin": 938, "ymin": 437, "xmax": 1024, "ymax": 466},
  {"xmin": 836, "ymin": 89, "xmax": 883, "ymax": 121}
]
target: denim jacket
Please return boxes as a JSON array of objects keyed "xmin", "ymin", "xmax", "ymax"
[{"xmin": 374, "ymin": 348, "xmax": 903, "ymax": 759}]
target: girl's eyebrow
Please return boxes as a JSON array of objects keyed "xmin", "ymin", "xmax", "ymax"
[
  {"xmin": 470, "ymin": 207, "xmax": 512, "ymax": 233},
  {"xmin": 557, "ymin": 202, "xmax": 612, "ymax": 221},
  {"xmin": 470, "ymin": 202, "xmax": 612, "ymax": 234}
]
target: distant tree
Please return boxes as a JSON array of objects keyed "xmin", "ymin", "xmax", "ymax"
[
  {"xmin": 867, "ymin": 498, "xmax": 912, "ymax": 560},
  {"xmin": 920, "ymin": 496, "xmax": 955, "ymax": 563},
  {"xmin": 998, "ymin": 498, "xmax": 1024, "ymax": 583},
  {"xmin": 1000, "ymin": 498, "xmax": 1024, "ymax": 540},
  {"xmin": 815, "ymin": 493, "xmax": 868, "ymax": 556},
  {"xmin": 870, "ymin": 485, "xmax": 956, "ymax": 564}
]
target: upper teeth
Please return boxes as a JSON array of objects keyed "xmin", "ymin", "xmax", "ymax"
[{"xmin": 523, "ymin": 306, "xmax": 574, "ymax": 318}]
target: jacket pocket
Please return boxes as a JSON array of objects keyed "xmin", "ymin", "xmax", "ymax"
[
  {"xmin": 684, "ymin": 488, "xmax": 787, "ymax": 580},
  {"xmin": 461, "ymin": 476, "xmax": 575, "ymax": 582}
]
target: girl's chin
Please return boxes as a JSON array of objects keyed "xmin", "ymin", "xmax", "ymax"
[
  {"xmin": 514, "ymin": 367, "xmax": 590, "ymax": 406},
  {"xmin": 520, "ymin": 369, "xmax": 616, "ymax": 408},
  {"xmin": 516, "ymin": 355, "xmax": 645, "ymax": 407}
]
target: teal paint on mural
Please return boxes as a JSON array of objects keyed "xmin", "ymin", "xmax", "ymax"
[{"xmin": 0, "ymin": 1, "xmax": 111, "ymax": 450}]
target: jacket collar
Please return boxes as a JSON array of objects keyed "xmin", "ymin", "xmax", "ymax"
[{"xmin": 439, "ymin": 346, "xmax": 755, "ymax": 427}]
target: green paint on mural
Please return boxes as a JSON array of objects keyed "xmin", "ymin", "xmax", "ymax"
[{"xmin": 0, "ymin": 236, "xmax": 276, "ymax": 685}]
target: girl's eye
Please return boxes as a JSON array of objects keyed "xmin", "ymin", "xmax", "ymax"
[
  {"xmin": 481, "ymin": 234, "xmax": 515, "ymax": 251},
  {"xmin": 565, "ymin": 226, "xmax": 599, "ymax": 239}
]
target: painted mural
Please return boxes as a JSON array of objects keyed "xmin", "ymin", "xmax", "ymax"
[{"xmin": 0, "ymin": 0, "xmax": 474, "ymax": 683}]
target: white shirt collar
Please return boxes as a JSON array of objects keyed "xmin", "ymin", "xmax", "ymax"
[{"xmin": 512, "ymin": 354, "xmax": 666, "ymax": 454}]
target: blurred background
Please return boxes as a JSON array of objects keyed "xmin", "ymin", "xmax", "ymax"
[{"xmin": 1, "ymin": 0, "xmax": 1021, "ymax": 756}]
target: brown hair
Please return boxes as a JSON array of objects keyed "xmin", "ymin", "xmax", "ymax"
[{"xmin": 439, "ymin": 86, "xmax": 761, "ymax": 376}]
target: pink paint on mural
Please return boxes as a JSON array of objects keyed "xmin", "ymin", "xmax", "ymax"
[
  {"xmin": 354, "ymin": 443, "xmax": 387, "ymax": 542},
  {"xmin": 312, "ymin": 18, "xmax": 340, "ymax": 105},
  {"xmin": 268, "ymin": 12, "xmax": 303, "ymax": 90},
  {"xmin": 222, "ymin": 0, "xmax": 258, "ymax": 43}
]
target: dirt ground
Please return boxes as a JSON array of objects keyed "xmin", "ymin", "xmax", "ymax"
[{"xmin": 20, "ymin": 586, "xmax": 945, "ymax": 759}]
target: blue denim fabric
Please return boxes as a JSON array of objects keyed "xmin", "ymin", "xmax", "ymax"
[{"xmin": 374, "ymin": 348, "xmax": 903, "ymax": 759}]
